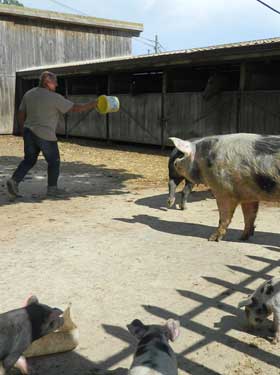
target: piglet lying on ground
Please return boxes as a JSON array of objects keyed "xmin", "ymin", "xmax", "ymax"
[
  {"xmin": 127, "ymin": 319, "xmax": 180, "ymax": 375},
  {"xmin": 170, "ymin": 133, "xmax": 280, "ymax": 241},
  {"xmin": 239, "ymin": 277, "xmax": 280, "ymax": 344},
  {"xmin": 167, "ymin": 147, "xmax": 195, "ymax": 210},
  {"xmin": 0, "ymin": 295, "xmax": 63, "ymax": 374}
]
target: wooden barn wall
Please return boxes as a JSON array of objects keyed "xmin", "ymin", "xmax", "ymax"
[
  {"xmin": 58, "ymin": 92, "xmax": 238, "ymax": 145},
  {"xmin": 164, "ymin": 92, "xmax": 238, "ymax": 142},
  {"xmin": 239, "ymin": 91, "xmax": 280, "ymax": 134},
  {"xmin": 28, "ymin": 89, "xmax": 280, "ymax": 144},
  {"xmin": 0, "ymin": 16, "xmax": 132, "ymax": 133},
  {"xmin": 0, "ymin": 76, "xmax": 15, "ymax": 134},
  {"xmin": 109, "ymin": 94, "xmax": 162, "ymax": 145},
  {"xmin": 57, "ymin": 95, "xmax": 107, "ymax": 139},
  {"xmin": 11, "ymin": 20, "xmax": 132, "ymax": 71}
]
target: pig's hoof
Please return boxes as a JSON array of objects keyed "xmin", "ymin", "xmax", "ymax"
[
  {"xmin": 179, "ymin": 203, "xmax": 186, "ymax": 210},
  {"xmin": 272, "ymin": 335, "xmax": 280, "ymax": 345},
  {"xmin": 240, "ymin": 234, "xmax": 250, "ymax": 241},
  {"xmin": 167, "ymin": 198, "xmax": 175, "ymax": 208},
  {"xmin": 240, "ymin": 227, "xmax": 255, "ymax": 241},
  {"xmin": 208, "ymin": 233, "xmax": 221, "ymax": 242}
]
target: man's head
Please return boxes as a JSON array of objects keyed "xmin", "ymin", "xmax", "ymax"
[{"xmin": 39, "ymin": 71, "xmax": 58, "ymax": 92}]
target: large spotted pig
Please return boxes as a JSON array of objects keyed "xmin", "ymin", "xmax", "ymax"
[
  {"xmin": 127, "ymin": 319, "xmax": 180, "ymax": 375},
  {"xmin": 170, "ymin": 133, "xmax": 280, "ymax": 241},
  {"xmin": 167, "ymin": 147, "xmax": 195, "ymax": 210},
  {"xmin": 239, "ymin": 277, "xmax": 280, "ymax": 344}
]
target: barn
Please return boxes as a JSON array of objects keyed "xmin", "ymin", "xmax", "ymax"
[
  {"xmin": 16, "ymin": 36, "xmax": 280, "ymax": 146},
  {"xmin": 0, "ymin": 4, "xmax": 143, "ymax": 134}
]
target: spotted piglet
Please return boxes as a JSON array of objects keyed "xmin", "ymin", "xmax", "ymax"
[
  {"xmin": 167, "ymin": 147, "xmax": 195, "ymax": 210},
  {"xmin": 127, "ymin": 319, "xmax": 180, "ymax": 375},
  {"xmin": 239, "ymin": 277, "xmax": 280, "ymax": 344}
]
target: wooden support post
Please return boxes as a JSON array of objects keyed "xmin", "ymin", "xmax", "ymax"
[
  {"xmin": 236, "ymin": 63, "xmax": 246, "ymax": 133},
  {"xmin": 106, "ymin": 75, "xmax": 111, "ymax": 143},
  {"xmin": 161, "ymin": 71, "xmax": 167, "ymax": 149},
  {"xmin": 65, "ymin": 78, "xmax": 69, "ymax": 139}
]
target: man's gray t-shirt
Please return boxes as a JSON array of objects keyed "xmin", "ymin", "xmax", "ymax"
[{"xmin": 19, "ymin": 87, "xmax": 74, "ymax": 141}]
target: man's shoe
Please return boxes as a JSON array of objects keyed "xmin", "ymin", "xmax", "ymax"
[
  {"xmin": 47, "ymin": 186, "xmax": 67, "ymax": 197},
  {"xmin": 6, "ymin": 178, "xmax": 20, "ymax": 198}
]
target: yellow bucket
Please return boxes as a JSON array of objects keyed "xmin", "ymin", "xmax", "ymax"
[{"xmin": 97, "ymin": 95, "xmax": 120, "ymax": 114}]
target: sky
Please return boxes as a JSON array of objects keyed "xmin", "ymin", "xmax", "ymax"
[{"xmin": 21, "ymin": 0, "xmax": 280, "ymax": 55}]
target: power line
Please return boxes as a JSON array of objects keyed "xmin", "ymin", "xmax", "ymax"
[
  {"xmin": 255, "ymin": 0, "xmax": 280, "ymax": 15},
  {"xmin": 132, "ymin": 37, "xmax": 155, "ymax": 48},
  {"xmin": 139, "ymin": 36, "xmax": 156, "ymax": 43},
  {"xmin": 47, "ymin": 0, "xmax": 87, "ymax": 16}
]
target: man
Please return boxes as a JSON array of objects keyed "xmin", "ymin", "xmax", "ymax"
[{"xmin": 7, "ymin": 71, "xmax": 98, "ymax": 198}]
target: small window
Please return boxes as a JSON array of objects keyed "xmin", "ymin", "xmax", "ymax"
[
  {"xmin": 167, "ymin": 69, "xmax": 209, "ymax": 93},
  {"xmin": 67, "ymin": 75, "xmax": 107, "ymax": 95},
  {"xmin": 110, "ymin": 74, "xmax": 131, "ymax": 94},
  {"xmin": 131, "ymin": 72, "xmax": 162, "ymax": 95}
]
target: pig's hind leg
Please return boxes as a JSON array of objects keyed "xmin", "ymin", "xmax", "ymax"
[
  {"xmin": 168, "ymin": 178, "xmax": 183, "ymax": 208},
  {"xmin": 180, "ymin": 181, "xmax": 193, "ymax": 210},
  {"xmin": 272, "ymin": 310, "xmax": 280, "ymax": 344},
  {"xmin": 209, "ymin": 196, "xmax": 238, "ymax": 241},
  {"xmin": 240, "ymin": 202, "xmax": 259, "ymax": 241}
]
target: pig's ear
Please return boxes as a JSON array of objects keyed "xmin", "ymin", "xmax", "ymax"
[
  {"xmin": 24, "ymin": 294, "xmax": 39, "ymax": 307},
  {"xmin": 169, "ymin": 137, "xmax": 193, "ymax": 156},
  {"xmin": 49, "ymin": 308, "xmax": 63, "ymax": 322},
  {"xmin": 165, "ymin": 319, "xmax": 180, "ymax": 342},
  {"xmin": 238, "ymin": 298, "xmax": 252, "ymax": 308},
  {"xmin": 127, "ymin": 319, "xmax": 147, "ymax": 339}
]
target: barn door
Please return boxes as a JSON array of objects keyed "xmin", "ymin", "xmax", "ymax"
[
  {"xmin": 164, "ymin": 92, "xmax": 238, "ymax": 143},
  {"xmin": 239, "ymin": 91, "xmax": 280, "ymax": 134}
]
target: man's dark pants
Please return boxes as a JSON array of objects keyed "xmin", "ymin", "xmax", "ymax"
[{"xmin": 12, "ymin": 128, "xmax": 60, "ymax": 187}]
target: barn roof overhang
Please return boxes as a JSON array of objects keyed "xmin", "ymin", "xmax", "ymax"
[
  {"xmin": 17, "ymin": 36, "xmax": 280, "ymax": 79},
  {"xmin": 0, "ymin": 4, "xmax": 143, "ymax": 34}
]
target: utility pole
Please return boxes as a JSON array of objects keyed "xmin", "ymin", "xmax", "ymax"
[{"xmin": 154, "ymin": 34, "xmax": 159, "ymax": 53}]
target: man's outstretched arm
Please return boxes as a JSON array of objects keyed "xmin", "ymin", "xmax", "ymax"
[{"xmin": 69, "ymin": 100, "xmax": 98, "ymax": 113}]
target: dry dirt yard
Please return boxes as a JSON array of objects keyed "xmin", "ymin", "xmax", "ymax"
[{"xmin": 0, "ymin": 135, "xmax": 280, "ymax": 375}]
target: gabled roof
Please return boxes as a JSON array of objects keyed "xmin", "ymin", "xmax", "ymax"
[{"xmin": 0, "ymin": 4, "xmax": 143, "ymax": 33}]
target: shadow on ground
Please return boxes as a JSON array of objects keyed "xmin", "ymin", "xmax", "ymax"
[
  {"xmin": 96, "ymin": 247, "xmax": 280, "ymax": 374},
  {"xmin": 135, "ymin": 190, "xmax": 214, "ymax": 211},
  {"xmin": 14, "ymin": 249, "xmax": 278, "ymax": 375},
  {"xmin": 9, "ymin": 351, "xmax": 128, "ymax": 375},
  {"xmin": 114, "ymin": 214, "xmax": 280, "ymax": 247},
  {"xmin": 140, "ymin": 249, "xmax": 280, "ymax": 374},
  {"xmin": 58, "ymin": 136, "xmax": 170, "ymax": 157},
  {"xmin": 0, "ymin": 156, "xmax": 142, "ymax": 207}
]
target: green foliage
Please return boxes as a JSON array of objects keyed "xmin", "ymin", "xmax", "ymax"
[{"xmin": 0, "ymin": 0, "xmax": 24, "ymax": 6}]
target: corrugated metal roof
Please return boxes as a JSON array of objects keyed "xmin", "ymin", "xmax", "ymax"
[
  {"xmin": 17, "ymin": 36, "xmax": 280, "ymax": 77},
  {"xmin": 0, "ymin": 4, "xmax": 143, "ymax": 33}
]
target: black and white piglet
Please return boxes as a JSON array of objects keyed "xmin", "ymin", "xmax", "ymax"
[
  {"xmin": 239, "ymin": 277, "xmax": 280, "ymax": 344},
  {"xmin": 167, "ymin": 147, "xmax": 194, "ymax": 210},
  {"xmin": 127, "ymin": 319, "xmax": 180, "ymax": 375},
  {"xmin": 0, "ymin": 295, "xmax": 64, "ymax": 374}
]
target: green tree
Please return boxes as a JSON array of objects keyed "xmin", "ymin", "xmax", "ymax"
[{"xmin": 0, "ymin": 0, "xmax": 24, "ymax": 6}]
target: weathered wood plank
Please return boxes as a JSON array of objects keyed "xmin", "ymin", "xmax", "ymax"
[
  {"xmin": 0, "ymin": 76, "xmax": 15, "ymax": 134},
  {"xmin": 240, "ymin": 91, "xmax": 280, "ymax": 134}
]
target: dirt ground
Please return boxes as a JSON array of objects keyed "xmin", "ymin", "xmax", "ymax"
[{"xmin": 0, "ymin": 135, "xmax": 280, "ymax": 375}]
